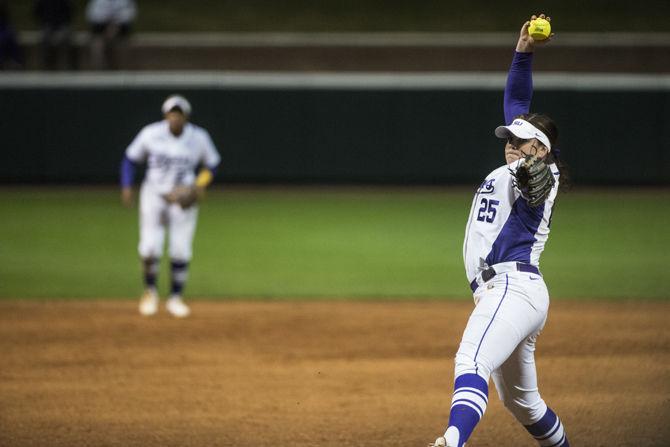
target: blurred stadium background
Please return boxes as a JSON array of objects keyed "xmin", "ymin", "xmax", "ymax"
[{"xmin": 1, "ymin": 0, "xmax": 668, "ymax": 300}]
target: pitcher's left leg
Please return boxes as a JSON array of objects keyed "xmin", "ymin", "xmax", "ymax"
[{"xmin": 492, "ymin": 336, "xmax": 569, "ymax": 446}]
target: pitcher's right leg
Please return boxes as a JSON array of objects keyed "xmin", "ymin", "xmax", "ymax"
[{"xmin": 438, "ymin": 274, "xmax": 516, "ymax": 447}]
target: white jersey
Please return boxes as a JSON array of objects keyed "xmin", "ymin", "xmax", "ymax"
[
  {"xmin": 463, "ymin": 158, "xmax": 560, "ymax": 282},
  {"xmin": 125, "ymin": 121, "xmax": 221, "ymax": 195}
]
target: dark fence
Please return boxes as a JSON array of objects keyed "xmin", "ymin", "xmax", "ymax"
[{"xmin": 1, "ymin": 80, "xmax": 668, "ymax": 185}]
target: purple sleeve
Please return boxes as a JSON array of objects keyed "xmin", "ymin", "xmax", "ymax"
[
  {"xmin": 208, "ymin": 165, "xmax": 219, "ymax": 178},
  {"xmin": 504, "ymin": 51, "xmax": 534, "ymax": 124},
  {"xmin": 120, "ymin": 156, "xmax": 138, "ymax": 188}
]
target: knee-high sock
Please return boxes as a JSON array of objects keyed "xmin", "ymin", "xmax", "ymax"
[
  {"xmin": 446, "ymin": 373, "xmax": 489, "ymax": 447},
  {"xmin": 524, "ymin": 407, "xmax": 569, "ymax": 447},
  {"xmin": 170, "ymin": 260, "xmax": 189, "ymax": 296},
  {"xmin": 142, "ymin": 258, "xmax": 159, "ymax": 290}
]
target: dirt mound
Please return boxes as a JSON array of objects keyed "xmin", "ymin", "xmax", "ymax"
[{"xmin": 1, "ymin": 300, "xmax": 668, "ymax": 446}]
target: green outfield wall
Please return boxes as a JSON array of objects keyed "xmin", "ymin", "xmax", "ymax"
[{"xmin": 1, "ymin": 73, "xmax": 668, "ymax": 185}]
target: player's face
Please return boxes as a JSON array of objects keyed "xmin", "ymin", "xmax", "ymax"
[
  {"xmin": 504, "ymin": 136, "xmax": 548, "ymax": 164},
  {"xmin": 165, "ymin": 110, "xmax": 187, "ymax": 136}
]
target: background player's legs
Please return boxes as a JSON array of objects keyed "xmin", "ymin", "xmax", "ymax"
[
  {"xmin": 165, "ymin": 205, "xmax": 198, "ymax": 317},
  {"xmin": 440, "ymin": 273, "xmax": 549, "ymax": 447},
  {"xmin": 492, "ymin": 336, "xmax": 570, "ymax": 447},
  {"xmin": 169, "ymin": 259, "xmax": 189, "ymax": 298},
  {"xmin": 167, "ymin": 204, "xmax": 197, "ymax": 261},
  {"xmin": 139, "ymin": 187, "xmax": 168, "ymax": 261},
  {"xmin": 138, "ymin": 257, "xmax": 160, "ymax": 316},
  {"xmin": 142, "ymin": 257, "xmax": 159, "ymax": 292},
  {"xmin": 137, "ymin": 188, "xmax": 167, "ymax": 315},
  {"xmin": 167, "ymin": 204, "xmax": 197, "ymax": 295}
]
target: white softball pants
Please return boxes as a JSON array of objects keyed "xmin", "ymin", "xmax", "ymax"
[
  {"xmin": 138, "ymin": 185, "xmax": 198, "ymax": 262},
  {"xmin": 455, "ymin": 270, "xmax": 550, "ymax": 425}
]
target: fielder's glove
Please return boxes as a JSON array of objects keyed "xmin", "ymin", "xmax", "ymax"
[
  {"xmin": 163, "ymin": 185, "xmax": 201, "ymax": 209},
  {"xmin": 511, "ymin": 155, "xmax": 555, "ymax": 207}
]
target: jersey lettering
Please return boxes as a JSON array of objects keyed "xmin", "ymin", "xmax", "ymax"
[
  {"xmin": 476, "ymin": 198, "xmax": 499, "ymax": 223},
  {"xmin": 125, "ymin": 121, "xmax": 221, "ymax": 194},
  {"xmin": 477, "ymin": 178, "xmax": 496, "ymax": 194}
]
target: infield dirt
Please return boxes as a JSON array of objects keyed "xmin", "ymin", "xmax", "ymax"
[{"xmin": 1, "ymin": 300, "xmax": 668, "ymax": 446}]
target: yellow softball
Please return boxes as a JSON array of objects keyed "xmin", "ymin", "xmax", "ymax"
[{"xmin": 528, "ymin": 18, "xmax": 551, "ymax": 41}]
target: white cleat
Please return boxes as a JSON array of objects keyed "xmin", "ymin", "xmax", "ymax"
[
  {"xmin": 166, "ymin": 296, "xmax": 191, "ymax": 318},
  {"xmin": 139, "ymin": 289, "xmax": 159, "ymax": 316},
  {"xmin": 429, "ymin": 432, "xmax": 463, "ymax": 447}
]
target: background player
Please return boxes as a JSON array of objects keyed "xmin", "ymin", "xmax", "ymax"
[
  {"xmin": 120, "ymin": 94, "xmax": 221, "ymax": 317},
  {"xmin": 431, "ymin": 14, "xmax": 570, "ymax": 447}
]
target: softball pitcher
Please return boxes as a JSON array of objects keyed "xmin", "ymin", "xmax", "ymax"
[
  {"xmin": 430, "ymin": 14, "xmax": 570, "ymax": 447},
  {"xmin": 120, "ymin": 94, "xmax": 221, "ymax": 317}
]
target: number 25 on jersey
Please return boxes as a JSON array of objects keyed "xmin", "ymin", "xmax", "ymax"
[{"xmin": 477, "ymin": 198, "xmax": 499, "ymax": 223}]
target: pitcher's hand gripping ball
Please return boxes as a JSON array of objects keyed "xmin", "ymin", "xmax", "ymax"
[
  {"xmin": 512, "ymin": 155, "xmax": 555, "ymax": 207},
  {"xmin": 163, "ymin": 185, "xmax": 200, "ymax": 209},
  {"xmin": 528, "ymin": 18, "xmax": 551, "ymax": 40}
]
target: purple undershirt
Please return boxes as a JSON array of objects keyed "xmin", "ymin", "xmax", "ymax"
[
  {"xmin": 504, "ymin": 51, "xmax": 534, "ymax": 125},
  {"xmin": 120, "ymin": 156, "xmax": 138, "ymax": 188}
]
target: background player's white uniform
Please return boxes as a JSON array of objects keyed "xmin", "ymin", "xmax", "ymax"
[
  {"xmin": 125, "ymin": 121, "xmax": 220, "ymax": 261},
  {"xmin": 121, "ymin": 95, "xmax": 221, "ymax": 318}
]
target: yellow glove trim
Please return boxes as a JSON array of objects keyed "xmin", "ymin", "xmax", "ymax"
[{"xmin": 195, "ymin": 168, "xmax": 213, "ymax": 188}]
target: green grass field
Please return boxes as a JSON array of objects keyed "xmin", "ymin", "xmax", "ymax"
[{"xmin": 0, "ymin": 187, "xmax": 668, "ymax": 300}]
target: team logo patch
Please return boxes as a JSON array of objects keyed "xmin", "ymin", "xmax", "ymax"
[{"xmin": 477, "ymin": 179, "xmax": 495, "ymax": 194}]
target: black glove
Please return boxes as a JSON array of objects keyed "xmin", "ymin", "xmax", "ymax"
[{"xmin": 512, "ymin": 155, "xmax": 555, "ymax": 207}]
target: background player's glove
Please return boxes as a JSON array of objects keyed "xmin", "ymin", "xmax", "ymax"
[
  {"xmin": 163, "ymin": 185, "xmax": 201, "ymax": 209},
  {"xmin": 512, "ymin": 155, "xmax": 555, "ymax": 207}
]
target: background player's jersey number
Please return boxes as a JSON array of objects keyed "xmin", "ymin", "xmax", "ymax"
[{"xmin": 477, "ymin": 198, "xmax": 500, "ymax": 223}]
